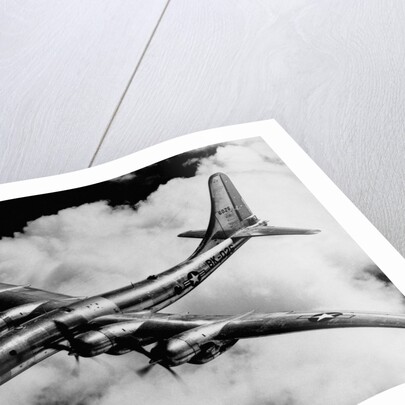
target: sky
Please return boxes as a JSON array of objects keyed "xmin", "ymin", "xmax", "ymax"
[{"xmin": 1, "ymin": 138, "xmax": 405, "ymax": 405}]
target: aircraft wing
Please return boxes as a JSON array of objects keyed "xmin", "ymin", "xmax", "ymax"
[
  {"xmin": 0, "ymin": 282, "xmax": 78, "ymax": 312},
  {"xmin": 81, "ymin": 310, "xmax": 405, "ymax": 369},
  {"xmin": 3, "ymin": 309, "xmax": 404, "ymax": 384},
  {"xmin": 90, "ymin": 310, "xmax": 405, "ymax": 342},
  {"xmin": 216, "ymin": 310, "xmax": 405, "ymax": 338}
]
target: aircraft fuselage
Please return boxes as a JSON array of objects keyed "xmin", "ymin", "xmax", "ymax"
[{"xmin": 0, "ymin": 236, "xmax": 247, "ymax": 384}]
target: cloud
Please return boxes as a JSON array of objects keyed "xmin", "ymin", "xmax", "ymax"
[{"xmin": 1, "ymin": 138, "xmax": 405, "ymax": 404}]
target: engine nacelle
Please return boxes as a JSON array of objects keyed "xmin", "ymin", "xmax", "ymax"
[
  {"xmin": 73, "ymin": 330, "xmax": 113, "ymax": 357},
  {"xmin": 73, "ymin": 321, "xmax": 144, "ymax": 357},
  {"xmin": 188, "ymin": 339, "xmax": 238, "ymax": 364},
  {"xmin": 151, "ymin": 318, "xmax": 240, "ymax": 366},
  {"xmin": 151, "ymin": 336, "xmax": 197, "ymax": 366},
  {"xmin": 0, "ymin": 301, "xmax": 47, "ymax": 335}
]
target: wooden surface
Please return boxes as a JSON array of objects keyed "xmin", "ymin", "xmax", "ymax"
[
  {"xmin": 0, "ymin": 0, "xmax": 168, "ymax": 180},
  {"xmin": 1, "ymin": 1, "xmax": 405, "ymax": 256}
]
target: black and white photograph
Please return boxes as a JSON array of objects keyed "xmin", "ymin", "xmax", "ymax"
[{"xmin": 1, "ymin": 136, "xmax": 405, "ymax": 405}]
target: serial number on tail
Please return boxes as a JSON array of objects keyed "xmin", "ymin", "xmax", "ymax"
[
  {"xmin": 217, "ymin": 206, "xmax": 232, "ymax": 215},
  {"xmin": 205, "ymin": 245, "xmax": 234, "ymax": 269}
]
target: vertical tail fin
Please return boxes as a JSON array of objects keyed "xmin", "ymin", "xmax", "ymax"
[
  {"xmin": 208, "ymin": 172, "xmax": 259, "ymax": 237},
  {"xmin": 179, "ymin": 173, "xmax": 259, "ymax": 257}
]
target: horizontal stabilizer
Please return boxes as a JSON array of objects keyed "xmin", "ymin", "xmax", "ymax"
[
  {"xmin": 178, "ymin": 230, "xmax": 206, "ymax": 238},
  {"xmin": 233, "ymin": 226, "xmax": 320, "ymax": 238},
  {"xmin": 178, "ymin": 227, "xmax": 320, "ymax": 239}
]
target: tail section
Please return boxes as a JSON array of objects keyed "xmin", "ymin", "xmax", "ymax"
[
  {"xmin": 179, "ymin": 173, "xmax": 259, "ymax": 257},
  {"xmin": 178, "ymin": 172, "xmax": 320, "ymax": 258}
]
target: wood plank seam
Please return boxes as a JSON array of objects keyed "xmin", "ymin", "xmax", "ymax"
[{"xmin": 88, "ymin": 0, "xmax": 172, "ymax": 167}]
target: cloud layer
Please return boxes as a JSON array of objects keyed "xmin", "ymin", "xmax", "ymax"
[{"xmin": 1, "ymin": 138, "xmax": 405, "ymax": 405}]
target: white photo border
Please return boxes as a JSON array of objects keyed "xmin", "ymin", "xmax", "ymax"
[{"xmin": 1, "ymin": 119, "xmax": 405, "ymax": 404}]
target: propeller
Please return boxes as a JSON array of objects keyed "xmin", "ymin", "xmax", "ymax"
[
  {"xmin": 53, "ymin": 321, "xmax": 80, "ymax": 354},
  {"xmin": 137, "ymin": 359, "xmax": 181, "ymax": 380},
  {"xmin": 122, "ymin": 336, "xmax": 182, "ymax": 381},
  {"xmin": 50, "ymin": 321, "xmax": 82, "ymax": 374},
  {"xmin": 136, "ymin": 361, "xmax": 159, "ymax": 377},
  {"xmin": 51, "ymin": 322, "xmax": 182, "ymax": 380}
]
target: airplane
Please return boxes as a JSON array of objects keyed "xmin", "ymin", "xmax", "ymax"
[{"xmin": 1, "ymin": 172, "xmax": 405, "ymax": 385}]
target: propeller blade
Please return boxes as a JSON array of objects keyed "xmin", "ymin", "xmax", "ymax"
[
  {"xmin": 136, "ymin": 357, "xmax": 182, "ymax": 381},
  {"xmin": 131, "ymin": 342, "xmax": 155, "ymax": 360},
  {"xmin": 71, "ymin": 358, "xmax": 80, "ymax": 377},
  {"xmin": 53, "ymin": 320, "xmax": 83, "ymax": 375},
  {"xmin": 160, "ymin": 363, "xmax": 182, "ymax": 381},
  {"xmin": 48, "ymin": 343, "xmax": 71, "ymax": 351},
  {"xmin": 54, "ymin": 320, "xmax": 74, "ymax": 339},
  {"xmin": 122, "ymin": 336, "xmax": 158, "ymax": 362},
  {"xmin": 137, "ymin": 363, "xmax": 155, "ymax": 377}
]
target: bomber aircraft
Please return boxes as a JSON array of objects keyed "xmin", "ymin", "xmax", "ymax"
[{"xmin": 1, "ymin": 172, "xmax": 405, "ymax": 384}]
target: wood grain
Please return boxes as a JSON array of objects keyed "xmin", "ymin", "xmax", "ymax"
[
  {"xmin": 2, "ymin": 0, "xmax": 405, "ymax": 256},
  {"xmin": 0, "ymin": 0, "xmax": 168, "ymax": 183},
  {"xmin": 92, "ymin": 0, "xmax": 405, "ymax": 255}
]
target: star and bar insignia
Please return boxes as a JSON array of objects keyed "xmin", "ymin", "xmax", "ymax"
[
  {"xmin": 187, "ymin": 271, "xmax": 201, "ymax": 286},
  {"xmin": 297, "ymin": 312, "xmax": 355, "ymax": 323},
  {"xmin": 309, "ymin": 312, "xmax": 342, "ymax": 322}
]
